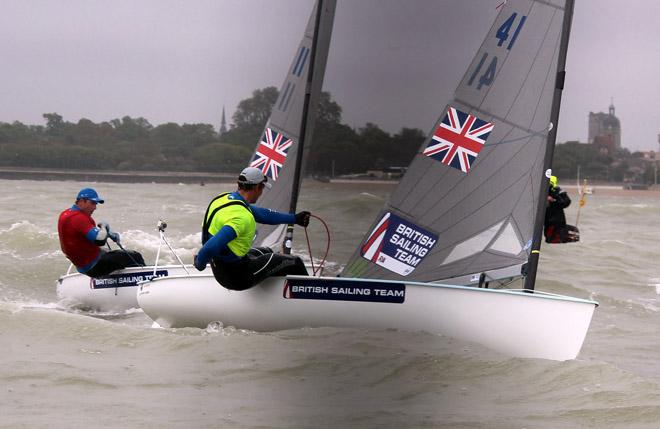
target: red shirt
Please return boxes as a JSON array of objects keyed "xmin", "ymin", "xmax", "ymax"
[{"xmin": 58, "ymin": 207, "xmax": 100, "ymax": 270}]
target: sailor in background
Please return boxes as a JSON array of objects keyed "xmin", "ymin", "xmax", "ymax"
[
  {"xmin": 544, "ymin": 176, "xmax": 580, "ymax": 243},
  {"xmin": 57, "ymin": 187, "xmax": 145, "ymax": 277},
  {"xmin": 194, "ymin": 167, "xmax": 310, "ymax": 290}
]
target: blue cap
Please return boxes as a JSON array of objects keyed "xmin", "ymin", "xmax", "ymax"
[{"xmin": 76, "ymin": 187, "xmax": 104, "ymax": 204}]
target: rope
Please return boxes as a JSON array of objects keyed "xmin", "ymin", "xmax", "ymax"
[
  {"xmin": 102, "ymin": 225, "xmax": 145, "ymax": 268},
  {"xmin": 116, "ymin": 241, "xmax": 145, "ymax": 267},
  {"xmin": 303, "ymin": 213, "xmax": 331, "ymax": 276},
  {"xmin": 107, "ymin": 238, "xmax": 145, "ymax": 267}
]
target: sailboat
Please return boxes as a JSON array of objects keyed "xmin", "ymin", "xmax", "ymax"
[
  {"xmin": 56, "ymin": 221, "xmax": 197, "ymax": 312},
  {"xmin": 137, "ymin": 0, "xmax": 597, "ymax": 360},
  {"xmin": 577, "ymin": 165, "xmax": 594, "ymax": 195}
]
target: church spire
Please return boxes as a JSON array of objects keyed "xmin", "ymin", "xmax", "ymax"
[
  {"xmin": 609, "ymin": 97, "xmax": 615, "ymax": 116},
  {"xmin": 219, "ymin": 106, "xmax": 228, "ymax": 136}
]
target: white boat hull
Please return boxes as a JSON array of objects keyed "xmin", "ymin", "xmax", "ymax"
[
  {"xmin": 56, "ymin": 265, "xmax": 196, "ymax": 312},
  {"xmin": 137, "ymin": 274, "xmax": 597, "ymax": 361}
]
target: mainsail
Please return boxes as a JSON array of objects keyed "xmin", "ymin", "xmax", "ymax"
[
  {"xmin": 250, "ymin": 0, "xmax": 336, "ymax": 250},
  {"xmin": 343, "ymin": 0, "xmax": 571, "ymax": 285}
]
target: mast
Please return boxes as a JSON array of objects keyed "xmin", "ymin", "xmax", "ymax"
[
  {"xmin": 283, "ymin": 0, "xmax": 336, "ymax": 254},
  {"xmin": 524, "ymin": 0, "xmax": 575, "ymax": 290}
]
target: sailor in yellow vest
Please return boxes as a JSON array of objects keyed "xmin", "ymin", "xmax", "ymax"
[
  {"xmin": 194, "ymin": 167, "xmax": 310, "ymax": 290},
  {"xmin": 544, "ymin": 175, "xmax": 579, "ymax": 243}
]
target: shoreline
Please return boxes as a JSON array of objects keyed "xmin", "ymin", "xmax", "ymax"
[
  {"xmin": 561, "ymin": 184, "xmax": 660, "ymax": 198},
  {"xmin": 0, "ymin": 167, "xmax": 657, "ymax": 197},
  {"xmin": 0, "ymin": 167, "xmax": 236, "ymax": 184},
  {"xmin": 0, "ymin": 167, "xmax": 403, "ymax": 186}
]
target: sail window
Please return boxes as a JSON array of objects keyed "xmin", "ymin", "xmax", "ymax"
[
  {"xmin": 442, "ymin": 221, "xmax": 504, "ymax": 265},
  {"xmin": 488, "ymin": 221, "xmax": 523, "ymax": 255}
]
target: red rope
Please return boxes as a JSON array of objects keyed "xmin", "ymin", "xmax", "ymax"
[{"xmin": 303, "ymin": 213, "xmax": 331, "ymax": 276}]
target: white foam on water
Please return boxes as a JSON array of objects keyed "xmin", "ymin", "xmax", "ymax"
[
  {"xmin": 11, "ymin": 300, "xmax": 61, "ymax": 313},
  {"xmin": 639, "ymin": 298, "xmax": 659, "ymax": 312}
]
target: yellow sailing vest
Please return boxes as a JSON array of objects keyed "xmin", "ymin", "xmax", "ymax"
[{"xmin": 202, "ymin": 193, "xmax": 254, "ymax": 257}]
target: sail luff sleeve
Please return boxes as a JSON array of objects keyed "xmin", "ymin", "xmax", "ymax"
[{"xmin": 524, "ymin": 0, "xmax": 574, "ymax": 291}]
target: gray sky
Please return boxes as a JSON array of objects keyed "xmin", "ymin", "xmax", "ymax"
[{"xmin": 0, "ymin": 0, "xmax": 658, "ymax": 151}]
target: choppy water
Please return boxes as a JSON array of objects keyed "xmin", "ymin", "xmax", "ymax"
[{"xmin": 2, "ymin": 179, "xmax": 660, "ymax": 428}]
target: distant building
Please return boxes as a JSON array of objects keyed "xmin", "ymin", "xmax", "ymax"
[
  {"xmin": 641, "ymin": 150, "xmax": 658, "ymax": 160},
  {"xmin": 593, "ymin": 135, "xmax": 615, "ymax": 155},
  {"xmin": 588, "ymin": 101, "xmax": 621, "ymax": 153}
]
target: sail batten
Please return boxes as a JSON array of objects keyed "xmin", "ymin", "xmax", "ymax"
[
  {"xmin": 342, "ymin": 0, "xmax": 571, "ymax": 286},
  {"xmin": 453, "ymin": 101, "xmax": 543, "ymax": 134}
]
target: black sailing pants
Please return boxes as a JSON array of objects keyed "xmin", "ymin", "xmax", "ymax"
[
  {"xmin": 210, "ymin": 247, "xmax": 308, "ymax": 291},
  {"xmin": 85, "ymin": 249, "xmax": 146, "ymax": 278}
]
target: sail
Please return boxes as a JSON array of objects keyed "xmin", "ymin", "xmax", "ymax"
[
  {"xmin": 249, "ymin": 0, "xmax": 335, "ymax": 249},
  {"xmin": 343, "ymin": 0, "xmax": 570, "ymax": 284}
]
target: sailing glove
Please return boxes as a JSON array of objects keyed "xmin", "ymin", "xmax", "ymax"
[
  {"xmin": 108, "ymin": 231, "xmax": 120, "ymax": 243},
  {"xmin": 93, "ymin": 222, "xmax": 110, "ymax": 245},
  {"xmin": 193, "ymin": 254, "xmax": 205, "ymax": 271},
  {"xmin": 295, "ymin": 211, "xmax": 311, "ymax": 227}
]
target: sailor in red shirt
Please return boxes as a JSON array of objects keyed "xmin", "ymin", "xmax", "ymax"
[{"xmin": 58, "ymin": 187, "xmax": 145, "ymax": 278}]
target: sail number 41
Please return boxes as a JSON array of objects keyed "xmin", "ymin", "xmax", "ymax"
[{"xmin": 468, "ymin": 12, "xmax": 526, "ymax": 90}]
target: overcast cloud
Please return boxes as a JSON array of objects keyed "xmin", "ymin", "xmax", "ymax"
[{"xmin": 0, "ymin": 0, "xmax": 657, "ymax": 151}]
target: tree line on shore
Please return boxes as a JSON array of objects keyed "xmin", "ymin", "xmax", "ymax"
[
  {"xmin": 0, "ymin": 87, "xmax": 649, "ymax": 182},
  {"xmin": 552, "ymin": 141, "xmax": 656, "ymax": 185},
  {"xmin": 0, "ymin": 87, "xmax": 423, "ymax": 176}
]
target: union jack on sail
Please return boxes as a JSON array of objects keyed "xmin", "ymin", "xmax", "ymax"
[
  {"xmin": 250, "ymin": 127, "xmax": 294, "ymax": 181},
  {"xmin": 423, "ymin": 106, "xmax": 493, "ymax": 173}
]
